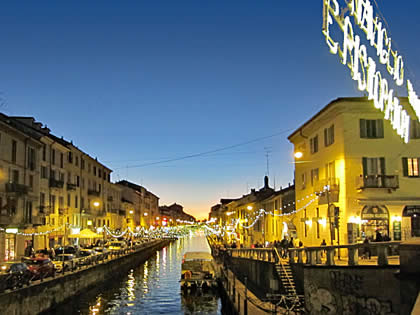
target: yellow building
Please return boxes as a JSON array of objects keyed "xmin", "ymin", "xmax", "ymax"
[
  {"xmin": 212, "ymin": 177, "xmax": 296, "ymax": 247},
  {"xmin": 288, "ymin": 97, "xmax": 420, "ymax": 246}
]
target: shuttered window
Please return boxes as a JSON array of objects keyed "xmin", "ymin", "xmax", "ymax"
[{"xmin": 360, "ymin": 119, "xmax": 384, "ymax": 138}]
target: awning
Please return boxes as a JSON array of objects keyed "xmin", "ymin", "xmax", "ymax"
[
  {"xmin": 68, "ymin": 228, "xmax": 102, "ymax": 239},
  {"xmin": 403, "ymin": 206, "xmax": 420, "ymax": 217}
]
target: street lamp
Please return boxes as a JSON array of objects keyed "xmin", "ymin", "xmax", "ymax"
[{"xmin": 294, "ymin": 151, "xmax": 303, "ymax": 159}]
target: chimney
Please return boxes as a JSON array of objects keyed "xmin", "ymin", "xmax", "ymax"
[{"xmin": 264, "ymin": 175, "xmax": 269, "ymax": 189}]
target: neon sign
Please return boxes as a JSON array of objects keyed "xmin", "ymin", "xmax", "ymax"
[{"xmin": 322, "ymin": 0, "xmax": 420, "ymax": 143}]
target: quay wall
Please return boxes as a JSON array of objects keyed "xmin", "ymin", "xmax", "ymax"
[
  {"xmin": 303, "ymin": 266, "xmax": 400, "ymax": 314},
  {"xmin": 0, "ymin": 240, "xmax": 170, "ymax": 315}
]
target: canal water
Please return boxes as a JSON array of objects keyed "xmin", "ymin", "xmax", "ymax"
[{"xmin": 53, "ymin": 231, "xmax": 225, "ymax": 315}]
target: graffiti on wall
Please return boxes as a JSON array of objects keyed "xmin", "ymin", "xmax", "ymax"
[
  {"xmin": 330, "ymin": 271, "xmax": 363, "ymax": 295},
  {"xmin": 306, "ymin": 273, "xmax": 397, "ymax": 315}
]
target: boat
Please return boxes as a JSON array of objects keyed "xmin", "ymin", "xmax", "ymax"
[{"xmin": 180, "ymin": 251, "xmax": 218, "ymax": 290}]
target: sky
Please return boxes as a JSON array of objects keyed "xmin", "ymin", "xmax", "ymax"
[{"xmin": 1, "ymin": 1, "xmax": 420, "ymax": 220}]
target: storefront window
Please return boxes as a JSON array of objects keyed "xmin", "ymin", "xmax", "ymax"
[
  {"xmin": 5, "ymin": 234, "xmax": 16, "ymax": 261},
  {"xmin": 361, "ymin": 205, "xmax": 389, "ymax": 240},
  {"xmin": 403, "ymin": 206, "xmax": 420, "ymax": 237}
]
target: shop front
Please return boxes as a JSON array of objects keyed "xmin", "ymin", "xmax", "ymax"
[
  {"xmin": 403, "ymin": 206, "xmax": 420, "ymax": 237},
  {"xmin": 361, "ymin": 205, "xmax": 389, "ymax": 240}
]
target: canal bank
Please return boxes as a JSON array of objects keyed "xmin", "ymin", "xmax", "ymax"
[{"xmin": 0, "ymin": 239, "xmax": 171, "ymax": 315}]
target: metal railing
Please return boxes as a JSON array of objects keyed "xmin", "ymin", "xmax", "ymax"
[{"xmin": 357, "ymin": 175, "xmax": 399, "ymax": 189}]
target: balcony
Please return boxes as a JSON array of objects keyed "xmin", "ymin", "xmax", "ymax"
[
  {"xmin": 357, "ymin": 175, "xmax": 399, "ymax": 190},
  {"xmin": 32, "ymin": 216, "xmax": 45, "ymax": 226},
  {"xmin": 315, "ymin": 178, "xmax": 340, "ymax": 205},
  {"xmin": 38, "ymin": 205, "xmax": 51, "ymax": 216},
  {"xmin": 67, "ymin": 183, "xmax": 77, "ymax": 191},
  {"xmin": 58, "ymin": 208, "xmax": 68, "ymax": 215},
  {"xmin": 49, "ymin": 178, "xmax": 64, "ymax": 189},
  {"xmin": 5, "ymin": 183, "xmax": 29, "ymax": 195},
  {"xmin": 88, "ymin": 189, "xmax": 100, "ymax": 197}
]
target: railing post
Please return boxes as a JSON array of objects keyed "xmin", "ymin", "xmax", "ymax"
[
  {"xmin": 316, "ymin": 249, "xmax": 322, "ymax": 264},
  {"xmin": 308, "ymin": 249, "xmax": 316, "ymax": 265},
  {"xmin": 377, "ymin": 244, "xmax": 389, "ymax": 266},
  {"xmin": 289, "ymin": 250, "xmax": 295, "ymax": 264},
  {"xmin": 326, "ymin": 248, "xmax": 335, "ymax": 266},
  {"xmin": 297, "ymin": 250, "xmax": 304, "ymax": 263},
  {"xmin": 348, "ymin": 246, "xmax": 359, "ymax": 266}
]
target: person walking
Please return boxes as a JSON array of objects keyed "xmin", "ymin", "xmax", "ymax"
[{"xmin": 363, "ymin": 238, "xmax": 371, "ymax": 259}]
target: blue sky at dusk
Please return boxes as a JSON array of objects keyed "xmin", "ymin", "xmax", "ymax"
[{"xmin": 1, "ymin": 1, "xmax": 420, "ymax": 219}]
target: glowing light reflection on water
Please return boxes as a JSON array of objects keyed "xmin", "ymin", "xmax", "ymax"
[{"xmin": 54, "ymin": 231, "xmax": 222, "ymax": 315}]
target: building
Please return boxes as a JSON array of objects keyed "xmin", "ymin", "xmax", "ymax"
[
  {"xmin": 117, "ymin": 180, "xmax": 160, "ymax": 229},
  {"xmin": 0, "ymin": 114, "xmax": 44, "ymax": 261},
  {"xmin": 288, "ymin": 97, "xmax": 420, "ymax": 247},
  {"xmin": 159, "ymin": 203, "xmax": 196, "ymax": 226},
  {"xmin": 210, "ymin": 177, "xmax": 296, "ymax": 247}
]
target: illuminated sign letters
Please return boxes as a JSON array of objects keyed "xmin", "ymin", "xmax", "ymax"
[{"xmin": 322, "ymin": 0, "xmax": 420, "ymax": 143}]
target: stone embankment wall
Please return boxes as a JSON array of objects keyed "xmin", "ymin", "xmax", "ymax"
[
  {"xmin": 304, "ymin": 266, "xmax": 400, "ymax": 314},
  {"xmin": 0, "ymin": 240, "xmax": 170, "ymax": 315}
]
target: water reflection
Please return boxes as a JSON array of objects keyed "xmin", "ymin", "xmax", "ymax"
[{"xmin": 54, "ymin": 232, "xmax": 222, "ymax": 315}]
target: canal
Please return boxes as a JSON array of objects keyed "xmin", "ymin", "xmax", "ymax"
[{"xmin": 52, "ymin": 231, "xmax": 225, "ymax": 315}]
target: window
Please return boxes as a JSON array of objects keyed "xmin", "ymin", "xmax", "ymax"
[
  {"xmin": 325, "ymin": 161, "xmax": 336, "ymax": 180},
  {"xmin": 402, "ymin": 158, "xmax": 419, "ymax": 177},
  {"xmin": 25, "ymin": 201, "xmax": 33, "ymax": 223},
  {"xmin": 29, "ymin": 175, "xmax": 34, "ymax": 188},
  {"xmin": 50, "ymin": 170, "xmax": 56, "ymax": 180},
  {"xmin": 59, "ymin": 172, "xmax": 65, "ymax": 182},
  {"xmin": 103, "ymin": 172, "xmax": 106, "ymax": 180},
  {"xmin": 41, "ymin": 166, "xmax": 48, "ymax": 179},
  {"xmin": 410, "ymin": 120, "xmax": 420, "ymax": 139},
  {"xmin": 11, "ymin": 170, "xmax": 19, "ymax": 183},
  {"xmin": 60, "ymin": 153, "xmax": 64, "ymax": 168},
  {"xmin": 75, "ymin": 156, "xmax": 79, "ymax": 166},
  {"xmin": 81, "ymin": 158, "xmax": 85, "ymax": 169},
  {"xmin": 301, "ymin": 172, "xmax": 306, "ymax": 189},
  {"xmin": 40, "ymin": 193, "xmax": 45, "ymax": 206},
  {"xmin": 360, "ymin": 119, "xmax": 384, "ymax": 138},
  {"xmin": 88, "ymin": 163, "xmax": 91, "ymax": 173},
  {"xmin": 311, "ymin": 168, "xmax": 319, "ymax": 186},
  {"xmin": 81, "ymin": 197, "xmax": 84, "ymax": 209},
  {"xmin": 362, "ymin": 157, "xmax": 385, "ymax": 176},
  {"xmin": 42, "ymin": 145, "xmax": 46, "ymax": 161},
  {"xmin": 93, "ymin": 166, "xmax": 97, "ymax": 176},
  {"xmin": 324, "ymin": 125, "xmax": 335, "ymax": 147},
  {"xmin": 67, "ymin": 194, "xmax": 71, "ymax": 207},
  {"xmin": 76, "ymin": 176, "xmax": 80, "ymax": 187},
  {"xmin": 51, "ymin": 195, "xmax": 56, "ymax": 212},
  {"xmin": 310, "ymin": 135, "xmax": 318, "ymax": 154},
  {"xmin": 68, "ymin": 152, "xmax": 73, "ymax": 163},
  {"xmin": 75, "ymin": 196, "xmax": 78, "ymax": 209},
  {"xmin": 28, "ymin": 147, "xmax": 36, "ymax": 170},
  {"xmin": 98, "ymin": 169, "xmax": 102, "ymax": 178},
  {"xmin": 52, "ymin": 149, "xmax": 56, "ymax": 165},
  {"xmin": 11, "ymin": 140, "xmax": 17, "ymax": 163},
  {"xmin": 59, "ymin": 196, "xmax": 64, "ymax": 209}
]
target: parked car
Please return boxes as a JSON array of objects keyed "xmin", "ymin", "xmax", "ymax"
[
  {"xmin": 52, "ymin": 254, "xmax": 77, "ymax": 273},
  {"xmin": 93, "ymin": 247, "xmax": 109, "ymax": 254},
  {"xmin": 23, "ymin": 257, "xmax": 55, "ymax": 280},
  {"xmin": 0, "ymin": 262, "xmax": 32, "ymax": 291},
  {"xmin": 107, "ymin": 241, "xmax": 127, "ymax": 251},
  {"xmin": 77, "ymin": 249, "xmax": 97, "ymax": 266},
  {"xmin": 55, "ymin": 245, "xmax": 78, "ymax": 255}
]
